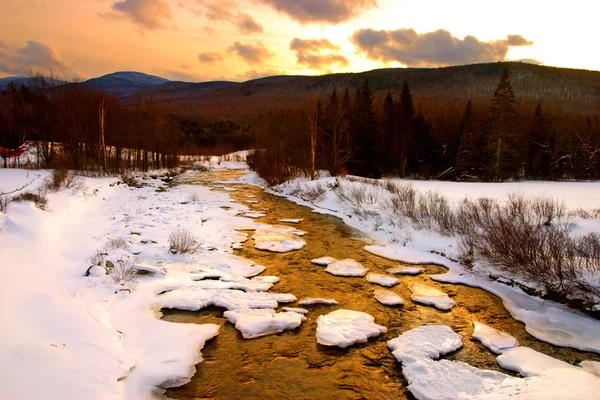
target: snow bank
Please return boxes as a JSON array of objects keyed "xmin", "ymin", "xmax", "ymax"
[
  {"xmin": 298, "ymin": 298, "xmax": 338, "ymax": 306},
  {"xmin": 316, "ymin": 310, "xmax": 387, "ymax": 348}
]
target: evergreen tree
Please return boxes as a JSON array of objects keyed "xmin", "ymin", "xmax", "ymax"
[
  {"xmin": 381, "ymin": 92, "xmax": 397, "ymax": 174},
  {"xmin": 525, "ymin": 102, "xmax": 550, "ymax": 178},
  {"xmin": 352, "ymin": 79, "xmax": 380, "ymax": 177},
  {"xmin": 455, "ymin": 99, "xmax": 474, "ymax": 177},
  {"xmin": 398, "ymin": 80, "xmax": 414, "ymax": 176},
  {"xmin": 487, "ymin": 67, "xmax": 519, "ymax": 180}
]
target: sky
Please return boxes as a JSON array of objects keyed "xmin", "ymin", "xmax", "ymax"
[{"xmin": 0, "ymin": 0, "xmax": 598, "ymax": 82}]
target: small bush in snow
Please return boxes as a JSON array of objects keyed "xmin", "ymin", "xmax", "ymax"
[
  {"xmin": 188, "ymin": 192, "xmax": 201, "ymax": 203},
  {"xmin": 44, "ymin": 170, "xmax": 85, "ymax": 193},
  {"xmin": 110, "ymin": 259, "xmax": 138, "ymax": 289},
  {"xmin": 11, "ymin": 191, "xmax": 48, "ymax": 210},
  {"xmin": 169, "ymin": 228, "xmax": 202, "ymax": 253},
  {"xmin": 104, "ymin": 237, "xmax": 129, "ymax": 251},
  {"xmin": 0, "ymin": 194, "xmax": 11, "ymax": 213},
  {"xmin": 297, "ymin": 183, "xmax": 326, "ymax": 201}
]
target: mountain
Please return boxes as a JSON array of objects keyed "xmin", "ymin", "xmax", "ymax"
[
  {"xmin": 83, "ymin": 71, "xmax": 170, "ymax": 96},
  {"xmin": 145, "ymin": 62, "xmax": 600, "ymax": 119}
]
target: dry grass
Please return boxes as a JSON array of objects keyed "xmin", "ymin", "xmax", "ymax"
[
  {"xmin": 44, "ymin": 169, "xmax": 86, "ymax": 193},
  {"xmin": 169, "ymin": 227, "xmax": 202, "ymax": 253},
  {"xmin": 104, "ymin": 237, "xmax": 129, "ymax": 251},
  {"xmin": 110, "ymin": 259, "xmax": 138, "ymax": 289},
  {"xmin": 11, "ymin": 191, "xmax": 48, "ymax": 210}
]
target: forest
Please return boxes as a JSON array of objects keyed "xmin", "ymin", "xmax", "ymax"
[
  {"xmin": 1, "ymin": 66, "xmax": 599, "ymax": 182},
  {"xmin": 249, "ymin": 68, "xmax": 600, "ymax": 184}
]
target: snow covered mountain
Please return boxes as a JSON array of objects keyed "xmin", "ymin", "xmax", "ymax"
[{"xmin": 83, "ymin": 71, "xmax": 170, "ymax": 96}]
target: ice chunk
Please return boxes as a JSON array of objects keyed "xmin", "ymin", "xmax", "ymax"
[
  {"xmin": 223, "ymin": 188, "xmax": 238, "ymax": 192},
  {"xmin": 316, "ymin": 310, "xmax": 387, "ymax": 348},
  {"xmin": 374, "ymin": 289, "xmax": 404, "ymax": 306},
  {"xmin": 242, "ymin": 212, "xmax": 266, "ymax": 219},
  {"xmin": 253, "ymin": 226, "xmax": 307, "ymax": 253},
  {"xmin": 223, "ymin": 309, "xmax": 306, "ymax": 339},
  {"xmin": 251, "ymin": 276, "xmax": 280, "ymax": 285},
  {"xmin": 325, "ymin": 259, "xmax": 369, "ymax": 277},
  {"xmin": 497, "ymin": 346, "xmax": 576, "ymax": 376},
  {"xmin": 281, "ymin": 307, "xmax": 308, "ymax": 314},
  {"xmin": 472, "ymin": 322, "xmax": 519, "ymax": 354},
  {"xmin": 278, "ymin": 218, "xmax": 303, "ymax": 224},
  {"xmin": 410, "ymin": 284, "xmax": 456, "ymax": 311},
  {"xmin": 311, "ymin": 256, "xmax": 338, "ymax": 266},
  {"xmin": 366, "ymin": 273, "xmax": 399, "ymax": 287},
  {"xmin": 246, "ymin": 200, "xmax": 259, "ymax": 204},
  {"xmin": 388, "ymin": 325, "xmax": 463, "ymax": 364},
  {"xmin": 387, "ymin": 266, "xmax": 424, "ymax": 276},
  {"xmin": 580, "ymin": 361, "xmax": 600, "ymax": 377},
  {"xmin": 156, "ymin": 283, "xmax": 296, "ymax": 311},
  {"xmin": 298, "ymin": 298, "xmax": 338, "ymax": 306}
]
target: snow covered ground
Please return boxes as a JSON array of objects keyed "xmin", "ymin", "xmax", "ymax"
[
  {"xmin": 235, "ymin": 171, "xmax": 600, "ymax": 353},
  {"xmin": 0, "ymin": 166, "xmax": 300, "ymax": 399}
]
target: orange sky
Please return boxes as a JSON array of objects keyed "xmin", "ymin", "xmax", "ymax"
[{"xmin": 0, "ymin": 0, "xmax": 598, "ymax": 81}]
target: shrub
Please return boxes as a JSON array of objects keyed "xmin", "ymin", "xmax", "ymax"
[
  {"xmin": 45, "ymin": 169, "xmax": 85, "ymax": 192},
  {"xmin": 110, "ymin": 259, "xmax": 138, "ymax": 289},
  {"xmin": 298, "ymin": 182, "xmax": 326, "ymax": 201},
  {"xmin": 169, "ymin": 228, "xmax": 202, "ymax": 253},
  {"xmin": 0, "ymin": 194, "xmax": 11, "ymax": 213},
  {"xmin": 11, "ymin": 191, "xmax": 48, "ymax": 210},
  {"xmin": 104, "ymin": 237, "xmax": 129, "ymax": 251}
]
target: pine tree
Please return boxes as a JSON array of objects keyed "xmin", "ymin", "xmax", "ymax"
[
  {"xmin": 352, "ymin": 79, "xmax": 380, "ymax": 177},
  {"xmin": 487, "ymin": 67, "xmax": 519, "ymax": 180},
  {"xmin": 455, "ymin": 99, "xmax": 474, "ymax": 177},
  {"xmin": 382, "ymin": 92, "xmax": 397, "ymax": 173},
  {"xmin": 398, "ymin": 80, "xmax": 414, "ymax": 176}
]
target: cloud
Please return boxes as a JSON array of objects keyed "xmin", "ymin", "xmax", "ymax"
[
  {"xmin": 289, "ymin": 38, "xmax": 349, "ymax": 69},
  {"xmin": 228, "ymin": 41, "xmax": 274, "ymax": 65},
  {"xmin": 235, "ymin": 69, "xmax": 285, "ymax": 81},
  {"xmin": 183, "ymin": 1, "xmax": 262, "ymax": 34},
  {"xmin": 109, "ymin": 0, "xmax": 172, "ymax": 30},
  {"xmin": 161, "ymin": 69, "xmax": 204, "ymax": 82},
  {"xmin": 198, "ymin": 51, "xmax": 224, "ymax": 64},
  {"xmin": 235, "ymin": 13, "xmax": 263, "ymax": 34},
  {"xmin": 0, "ymin": 40, "xmax": 71, "ymax": 75},
  {"xmin": 256, "ymin": 0, "xmax": 377, "ymax": 24},
  {"xmin": 351, "ymin": 28, "xmax": 533, "ymax": 67}
]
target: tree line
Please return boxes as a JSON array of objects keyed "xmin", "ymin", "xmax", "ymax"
[
  {"xmin": 0, "ymin": 75, "xmax": 253, "ymax": 172},
  {"xmin": 249, "ymin": 68, "xmax": 600, "ymax": 184}
]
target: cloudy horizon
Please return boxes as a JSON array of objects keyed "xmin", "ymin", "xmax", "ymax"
[{"xmin": 0, "ymin": 0, "xmax": 598, "ymax": 82}]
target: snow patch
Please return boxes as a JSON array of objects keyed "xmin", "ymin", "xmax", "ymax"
[
  {"xmin": 366, "ymin": 273, "xmax": 399, "ymax": 287},
  {"xmin": 223, "ymin": 308, "xmax": 306, "ymax": 339},
  {"xmin": 310, "ymin": 256, "xmax": 338, "ymax": 266},
  {"xmin": 472, "ymin": 322, "xmax": 519, "ymax": 354},
  {"xmin": 410, "ymin": 284, "xmax": 456, "ymax": 311},
  {"xmin": 325, "ymin": 259, "xmax": 369, "ymax": 277},
  {"xmin": 374, "ymin": 289, "xmax": 404, "ymax": 306}
]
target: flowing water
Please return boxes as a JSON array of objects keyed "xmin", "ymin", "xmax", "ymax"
[{"xmin": 163, "ymin": 170, "xmax": 600, "ymax": 400}]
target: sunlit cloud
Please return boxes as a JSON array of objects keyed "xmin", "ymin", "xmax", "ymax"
[
  {"xmin": 182, "ymin": 1, "xmax": 263, "ymax": 34},
  {"xmin": 351, "ymin": 28, "xmax": 533, "ymax": 67},
  {"xmin": 228, "ymin": 41, "xmax": 274, "ymax": 65},
  {"xmin": 256, "ymin": 0, "xmax": 377, "ymax": 24},
  {"xmin": 0, "ymin": 40, "xmax": 71, "ymax": 75},
  {"xmin": 198, "ymin": 51, "xmax": 225, "ymax": 64},
  {"xmin": 290, "ymin": 38, "xmax": 349, "ymax": 69},
  {"xmin": 107, "ymin": 0, "xmax": 173, "ymax": 30}
]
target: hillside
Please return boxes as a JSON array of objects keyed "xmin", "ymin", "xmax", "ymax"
[{"xmin": 148, "ymin": 62, "xmax": 600, "ymax": 119}]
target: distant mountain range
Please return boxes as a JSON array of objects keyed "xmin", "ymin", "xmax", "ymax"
[{"xmin": 2, "ymin": 62, "xmax": 599, "ymax": 118}]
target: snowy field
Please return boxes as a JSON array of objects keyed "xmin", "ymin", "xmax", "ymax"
[{"xmin": 2, "ymin": 157, "xmax": 600, "ymax": 400}]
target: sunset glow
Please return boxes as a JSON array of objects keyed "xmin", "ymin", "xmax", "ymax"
[{"xmin": 1, "ymin": 0, "xmax": 598, "ymax": 80}]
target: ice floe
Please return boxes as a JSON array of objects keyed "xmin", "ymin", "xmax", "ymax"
[
  {"xmin": 410, "ymin": 284, "xmax": 456, "ymax": 311},
  {"xmin": 242, "ymin": 212, "xmax": 266, "ymax": 219},
  {"xmin": 281, "ymin": 307, "xmax": 309, "ymax": 314},
  {"xmin": 366, "ymin": 273, "xmax": 399, "ymax": 287},
  {"xmin": 389, "ymin": 325, "xmax": 600, "ymax": 400},
  {"xmin": 246, "ymin": 200, "xmax": 259, "ymax": 204},
  {"xmin": 310, "ymin": 256, "xmax": 338, "ymax": 266},
  {"xmin": 223, "ymin": 308, "xmax": 306, "ymax": 339},
  {"xmin": 388, "ymin": 325, "xmax": 462, "ymax": 364},
  {"xmin": 374, "ymin": 289, "xmax": 404, "ymax": 306},
  {"xmin": 472, "ymin": 322, "xmax": 519, "ymax": 354},
  {"xmin": 253, "ymin": 226, "xmax": 307, "ymax": 253},
  {"xmin": 298, "ymin": 298, "xmax": 338, "ymax": 306},
  {"xmin": 325, "ymin": 259, "xmax": 369, "ymax": 277},
  {"xmin": 316, "ymin": 309, "xmax": 387, "ymax": 348},
  {"xmin": 387, "ymin": 266, "xmax": 424, "ymax": 276},
  {"xmin": 278, "ymin": 218, "xmax": 303, "ymax": 224}
]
